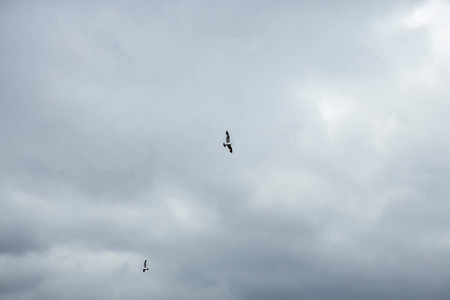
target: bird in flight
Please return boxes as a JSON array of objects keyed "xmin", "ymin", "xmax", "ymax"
[
  {"xmin": 223, "ymin": 131, "xmax": 233, "ymax": 153},
  {"xmin": 143, "ymin": 260, "xmax": 149, "ymax": 272}
]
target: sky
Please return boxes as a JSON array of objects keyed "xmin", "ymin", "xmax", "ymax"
[{"xmin": 1, "ymin": 0, "xmax": 450, "ymax": 299}]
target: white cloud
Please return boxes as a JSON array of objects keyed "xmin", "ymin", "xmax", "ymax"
[{"xmin": 402, "ymin": 0, "xmax": 450, "ymax": 89}]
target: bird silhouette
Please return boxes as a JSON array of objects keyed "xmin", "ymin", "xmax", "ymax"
[
  {"xmin": 143, "ymin": 260, "xmax": 149, "ymax": 272},
  {"xmin": 223, "ymin": 131, "xmax": 233, "ymax": 153}
]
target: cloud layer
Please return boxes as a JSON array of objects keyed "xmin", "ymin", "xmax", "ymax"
[{"xmin": 1, "ymin": 0, "xmax": 450, "ymax": 299}]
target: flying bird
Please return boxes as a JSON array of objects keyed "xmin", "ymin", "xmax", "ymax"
[
  {"xmin": 143, "ymin": 260, "xmax": 149, "ymax": 272},
  {"xmin": 223, "ymin": 131, "xmax": 233, "ymax": 153}
]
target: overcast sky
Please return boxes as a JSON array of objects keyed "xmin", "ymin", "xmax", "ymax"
[{"xmin": 2, "ymin": 0, "xmax": 450, "ymax": 299}]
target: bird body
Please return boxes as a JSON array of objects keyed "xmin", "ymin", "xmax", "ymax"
[
  {"xmin": 223, "ymin": 131, "xmax": 233, "ymax": 153},
  {"xmin": 143, "ymin": 260, "xmax": 149, "ymax": 272}
]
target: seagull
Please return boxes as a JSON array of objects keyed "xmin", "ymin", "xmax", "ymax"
[
  {"xmin": 143, "ymin": 260, "xmax": 149, "ymax": 272},
  {"xmin": 223, "ymin": 131, "xmax": 233, "ymax": 153}
]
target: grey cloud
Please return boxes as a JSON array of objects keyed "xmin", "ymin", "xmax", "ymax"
[{"xmin": 2, "ymin": 0, "xmax": 450, "ymax": 299}]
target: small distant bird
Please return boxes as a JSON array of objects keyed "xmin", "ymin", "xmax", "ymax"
[
  {"xmin": 143, "ymin": 260, "xmax": 149, "ymax": 272},
  {"xmin": 223, "ymin": 131, "xmax": 233, "ymax": 153}
]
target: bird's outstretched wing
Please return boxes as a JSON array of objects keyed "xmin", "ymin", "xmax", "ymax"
[
  {"xmin": 226, "ymin": 131, "xmax": 230, "ymax": 143},
  {"xmin": 144, "ymin": 260, "xmax": 147, "ymax": 268},
  {"xmin": 227, "ymin": 144, "xmax": 233, "ymax": 153}
]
